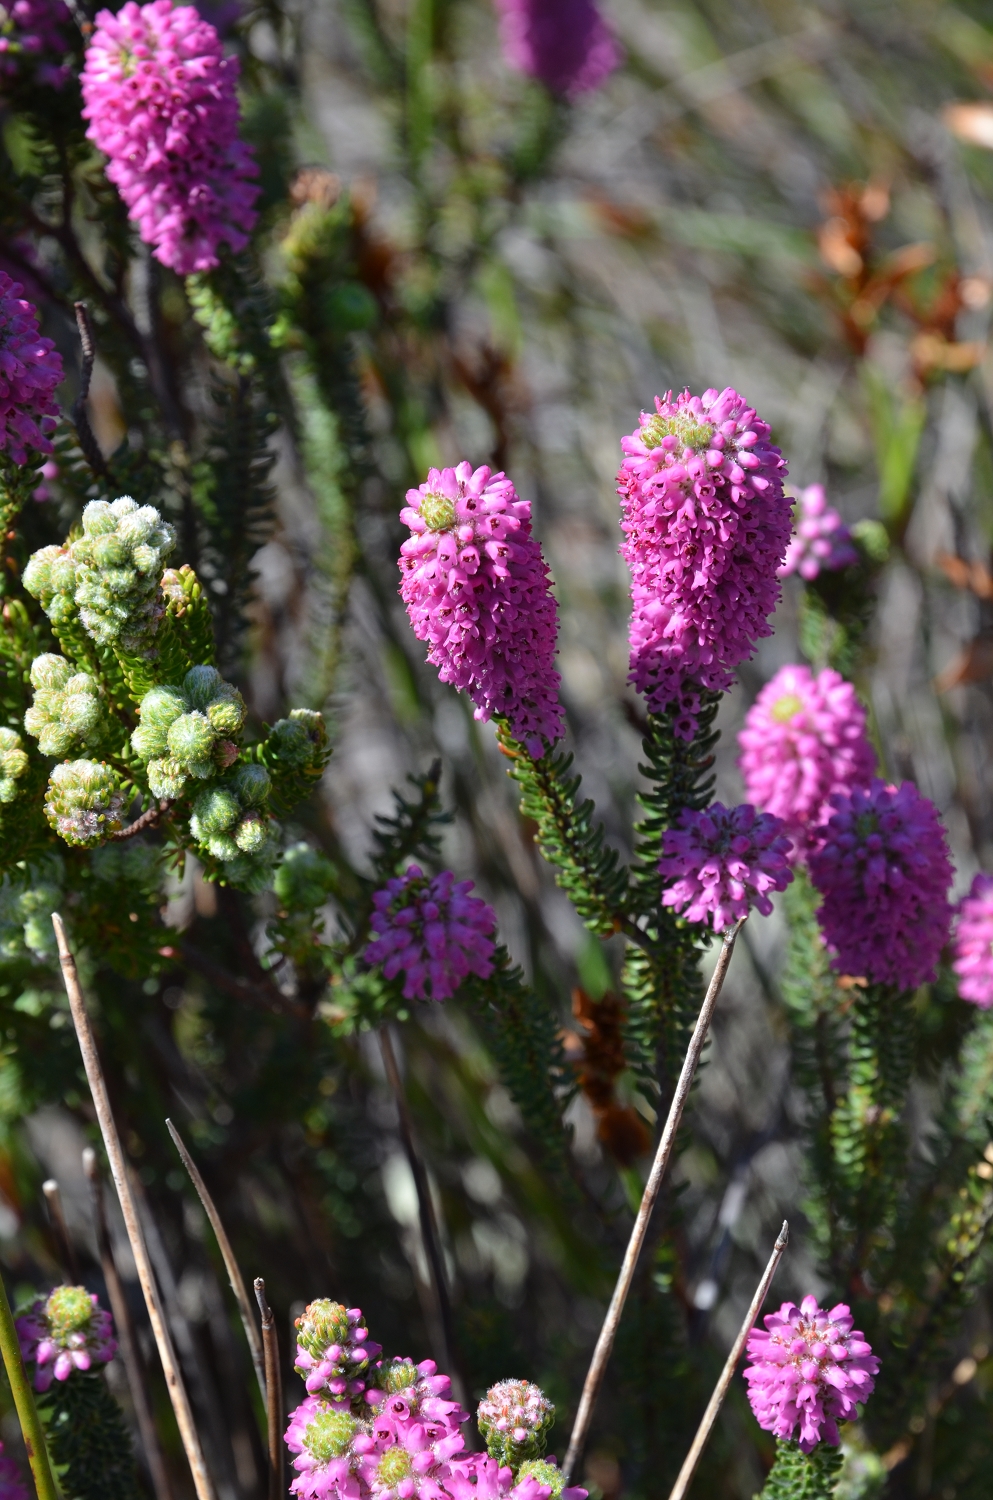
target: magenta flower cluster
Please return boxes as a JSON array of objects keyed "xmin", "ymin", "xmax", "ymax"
[
  {"xmin": 744, "ymin": 1295, "xmax": 879, "ymax": 1452},
  {"xmin": 81, "ymin": 1, "xmax": 258, "ymax": 275},
  {"xmin": 952, "ymin": 872, "xmax": 993, "ymax": 1008},
  {"xmin": 808, "ymin": 779, "xmax": 954, "ymax": 990},
  {"xmin": 737, "ymin": 664, "xmax": 876, "ymax": 856},
  {"xmin": 0, "ymin": 0, "xmax": 72, "ymax": 89},
  {"xmin": 365, "ymin": 866, "xmax": 497, "ymax": 1003},
  {"xmin": 779, "ymin": 484, "xmax": 859, "ymax": 581},
  {"xmin": 617, "ymin": 387, "xmax": 793, "ymax": 738},
  {"xmin": 493, "ymin": 0, "xmax": 620, "ymax": 99},
  {"xmin": 294, "ymin": 1301, "xmax": 382, "ymax": 1401},
  {"xmin": 16, "ymin": 1285, "xmax": 117, "ymax": 1392},
  {"xmin": 0, "ymin": 1444, "xmax": 27, "ymax": 1500},
  {"xmin": 0, "ymin": 272, "xmax": 62, "ymax": 467},
  {"xmin": 659, "ymin": 802, "xmax": 793, "ymax": 932},
  {"xmin": 399, "ymin": 463, "xmax": 564, "ymax": 758}
]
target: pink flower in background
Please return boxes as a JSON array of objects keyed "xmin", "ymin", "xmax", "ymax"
[
  {"xmin": 779, "ymin": 483, "xmax": 859, "ymax": 581},
  {"xmin": 0, "ymin": 0, "xmax": 73, "ymax": 89},
  {"xmin": 16, "ymin": 1286, "xmax": 116, "ymax": 1392},
  {"xmin": 365, "ymin": 866, "xmax": 497, "ymax": 1002},
  {"xmin": 0, "ymin": 1443, "xmax": 27, "ymax": 1500},
  {"xmin": 617, "ymin": 387, "xmax": 793, "ymax": 738},
  {"xmin": 81, "ymin": 1, "xmax": 258, "ymax": 274},
  {"xmin": 744, "ymin": 1296, "xmax": 879, "ymax": 1452},
  {"xmin": 659, "ymin": 802, "xmax": 793, "ymax": 931},
  {"xmin": 399, "ymin": 463, "xmax": 564, "ymax": 758},
  {"xmin": 737, "ymin": 664, "xmax": 876, "ymax": 855},
  {"xmin": 0, "ymin": 273, "xmax": 62, "ymax": 465},
  {"xmin": 952, "ymin": 872, "xmax": 993, "ymax": 1008},
  {"xmin": 808, "ymin": 779, "xmax": 954, "ymax": 990},
  {"xmin": 493, "ymin": 0, "xmax": 619, "ymax": 98}
]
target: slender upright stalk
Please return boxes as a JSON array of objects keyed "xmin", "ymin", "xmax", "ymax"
[
  {"xmin": 254, "ymin": 1279, "xmax": 284, "ymax": 1500},
  {"xmin": 41, "ymin": 1177, "xmax": 78, "ymax": 1281},
  {"xmin": 0, "ymin": 1269, "xmax": 58, "ymax": 1500},
  {"xmin": 667, "ymin": 1222, "xmax": 790, "ymax": 1500},
  {"xmin": 166, "ymin": 1118, "xmax": 267, "ymax": 1402},
  {"xmin": 51, "ymin": 913, "xmax": 216, "ymax": 1500},
  {"xmin": 563, "ymin": 918, "xmax": 746, "ymax": 1483},
  {"xmin": 82, "ymin": 1147, "xmax": 174, "ymax": 1500}
]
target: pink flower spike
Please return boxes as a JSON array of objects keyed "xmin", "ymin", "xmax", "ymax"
[
  {"xmin": 0, "ymin": 273, "xmax": 62, "ymax": 466},
  {"xmin": 492, "ymin": 0, "xmax": 620, "ymax": 98},
  {"xmin": 365, "ymin": 866, "xmax": 497, "ymax": 1002},
  {"xmin": 16, "ymin": 1285, "xmax": 116, "ymax": 1392},
  {"xmin": 659, "ymin": 802, "xmax": 793, "ymax": 931},
  {"xmin": 779, "ymin": 483, "xmax": 859, "ymax": 581},
  {"xmin": 952, "ymin": 872, "xmax": 993, "ymax": 1008}
]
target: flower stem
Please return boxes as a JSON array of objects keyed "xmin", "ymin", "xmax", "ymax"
[{"xmin": 0, "ymin": 1270, "xmax": 58, "ymax": 1500}]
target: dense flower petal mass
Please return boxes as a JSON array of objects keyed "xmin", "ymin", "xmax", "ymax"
[
  {"xmin": 659, "ymin": 802, "xmax": 793, "ymax": 931},
  {"xmin": 399, "ymin": 463, "xmax": 564, "ymax": 757},
  {"xmin": 808, "ymin": 779, "xmax": 954, "ymax": 990},
  {"xmin": 81, "ymin": 1, "xmax": 259, "ymax": 274},
  {"xmin": 16, "ymin": 1285, "xmax": 117, "ymax": 1392},
  {"xmin": 744, "ymin": 1295, "xmax": 879, "ymax": 1452},
  {"xmin": 952, "ymin": 872, "xmax": 993, "ymax": 1008},
  {"xmin": 0, "ymin": 272, "xmax": 62, "ymax": 465},
  {"xmin": 737, "ymin": 664, "xmax": 876, "ymax": 855},
  {"xmin": 0, "ymin": 0, "xmax": 72, "ymax": 89},
  {"xmin": 365, "ymin": 865, "xmax": 496, "ymax": 1002},
  {"xmin": 779, "ymin": 483, "xmax": 859, "ymax": 580},
  {"xmin": 493, "ymin": 0, "xmax": 619, "ymax": 98},
  {"xmin": 617, "ymin": 388, "xmax": 793, "ymax": 737}
]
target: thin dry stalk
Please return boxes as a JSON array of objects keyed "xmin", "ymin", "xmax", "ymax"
[
  {"xmin": 562, "ymin": 917, "xmax": 746, "ymax": 1483},
  {"xmin": 254, "ymin": 1278, "xmax": 283, "ymax": 1500},
  {"xmin": 41, "ymin": 1178, "xmax": 78, "ymax": 1281},
  {"xmin": 667, "ymin": 1221, "xmax": 790, "ymax": 1500},
  {"xmin": 51, "ymin": 913, "xmax": 216, "ymax": 1500},
  {"xmin": 165, "ymin": 1118, "xmax": 267, "ymax": 1401}
]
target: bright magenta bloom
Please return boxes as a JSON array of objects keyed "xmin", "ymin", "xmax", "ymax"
[
  {"xmin": 493, "ymin": 0, "xmax": 619, "ymax": 98},
  {"xmin": 16, "ymin": 1286, "xmax": 116, "ymax": 1393},
  {"xmin": 952, "ymin": 872, "xmax": 993, "ymax": 1008},
  {"xmin": 0, "ymin": 0, "xmax": 72, "ymax": 88},
  {"xmin": 365, "ymin": 866, "xmax": 497, "ymax": 1001},
  {"xmin": 744, "ymin": 1296, "xmax": 879, "ymax": 1452},
  {"xmin": 81, "ymin": 1, "xmax": 258, "ymax": 274},
  {"xmin": 399, "ymin": 463, "xmax": 564, "ymax": 757},
  {"xmin": 659, "ymin": 802, "xmax": 793, "ymax": 932},
  {"xmin": 779, "ymin": 483, "xmax": 858, "ymax": 581},
  {"xmin": 617, "ymin": 387, "xmax": 792, "ymax": 738},
  {"xmin": 0, "ymin": 272, "xmax": 62, "ymax": 464},
  {"xmin": 737, "ymin": 664, "xmax": 876, "ymax": 856},
  {"xmin": 808, "ymin": 779, "xmax": 954, "ymax": 990}
]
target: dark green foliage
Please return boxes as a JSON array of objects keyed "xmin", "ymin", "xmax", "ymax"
[
  {"xmin": 38, "ymin": 1371, "xmax": 140, "ymax": 1500},
  {"xmin": 756, "ymin": 1440, "xmax": 843, "ymax": 1499}
]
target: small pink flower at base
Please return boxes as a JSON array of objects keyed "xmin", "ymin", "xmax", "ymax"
[
  {"xmin": 0, "ymin": 272, "xmax": 62, "ymax": 466},
  {"xmin": 492, "ymin": 0, "xmax": 620, "ymax": 98},
  {"xmin": 744, "ymin": 1295, "xmax": 879, "ymax": 1453},
  {"xmin": 808, "ymin": 779, "xmax": 954, "ymax": 992},
  {"xmin": 360, "ymin": 1420, "xmax": 467, "ymax": 1500},
  {"xmin": 0, "ymin": 1442, "xmax": 28, "ymax": 1500},
  {"xmin": 366, "ymin": 1357, "xmax": 467, "ymax": 1437},
  {"xmin": 399, "ymin": 463, "xmax": 564, "ymax": 760},
  {"xmin": 737, "ymin": 665, "xmax": 876, "ymax": 857},
  {"xmin": 294, "ymin": 1301, "xmax": 381, "ymax": 1400},
  {"xmin": 952, "ymin": 872, "xmax": 993, "ymax": 1008},
  {"xmin": 81, "ymin": 1, "xmax": 259, "ymax": 274},
  {"xmin": 779, "ymin": 484, "xmax": 859, "ymax": 581},
  {"xmin": 446, "ymin": 1454, "xmax": 586, "ymax": 1500},
  {"xmin": 286, "ymin": 1398, "xmax": 378, "ymax": 1500},
  {"xmin": 659, "ymin": 803, "xmax": 793, "ymax": 932},
  {"xmin": 16, "ymin": 1285, "xmax": 116, "ymax": 1392},
  {"xmin": 365, "ymin": 866, "xmax": 497, "ymax": 1002}
]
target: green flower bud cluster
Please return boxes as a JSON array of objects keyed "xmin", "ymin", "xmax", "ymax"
[
  {"xmin": 131, "ymin": 666, "xmax": 246, "ymax": 799},
  {"xmin": 273, "ymin": 842, "xmax": 336, "ymax": 912},
  {"xmin": 23, "ymin": 497, "xmax": 175, "ymax": 655},
  {"xmin": 260, "ymin": 708, "xmax": 331, "ymax": 814},
  {"xmin": 0, "ymin": 871, "xmax": 62, "ymax": 959},
  {"xmin": 24, "ymin": 656, "xmax": 103, "ymax": 757},
  {"xmin": 189, "ymin": 763, "xmax": 272, "ymax": 863},
  {"xmin": 517, "ymin": 1462, "xmax": 568, "ymax": 1499},
  {"xmin": 0, "ymin": 728, "xmax": 28, "ymax": 803},
  {"xmin": 44, "ymin": 761, "xmax": 126, "ymax": 847}
]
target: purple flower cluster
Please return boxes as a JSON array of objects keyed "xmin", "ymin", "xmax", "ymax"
[
  {"xmin": 808, "ymin": 779, "xmax": 954, "ymax": 990},
  {"xmin": 952, "ymin": 872, "xmax": 993, "ymax": 1009},
  {"xmin": 365, "ymin": 867, "xmax": 497, "ymax": 1003},
  {"xmin": 294, "ymin": 1301, "xmax": 382, "ymax": 1400},
  {"xmin": 81, "ymin": 1, "xmax": 258, "ymax": 274},
  {"xmin": 399, "ymin": 463, "xmax": 564, "ymax": 759},
  {"xmin": 659, "ymin": 802, "xmax": 793, "ymax": 932},
  {"xmin": 0, "ymin": 1443, "xmax": 27, "ymax": 1500},
  {"xmin": 0, "ymin": 0, "xmax": 72, "ymax": 89},
  {"xmin": 744, "ymin": 1296, "xmax": 879, "ymax": 1452},
  {"xmin": 779, "ymin": 484, "xmax": 859, "ymax": 581},
  {"xmin": 493, "ymin": 0, "xmax": 619, "ymax": 98},
  {"xmin": 617, "ymin": 388, "xmax": 793, "ymax": 738},
  {"xmin": 737, "ymin": 664, "xmax": 876, "ymax": 857},
  {"xmin": 0, "ymin": 272, "xmax": 62, "ymax": 466},
  {"xmin": 16, "ymin": 1285, "xmax": 117, "ymax": 1392}
]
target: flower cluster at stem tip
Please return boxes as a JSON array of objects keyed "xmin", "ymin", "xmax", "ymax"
[
  {"xmin": 952, "ymin": 871, "xmax": 993, "ymax": 1009},
  {"xmin": 16, "ymin": 1285, "xmax": 117, "ymax": 1392},
  {"xmin": 779, "ymin": 483, "xmax": 859, "ymax": 581},
  {"xmin": 0, "ymin": 271, "xmax": 62, "ymax": 467},
  {"xmin": 492, "ymin": 0, "xmax": 620, "ymax": 99},
  {"xmin": 659, "ymin": 802, "xmax": 793, "ymax": 932},
  {"xmin": 365, "ymin": 866, "xmax": 497, "ymax": 1002}
]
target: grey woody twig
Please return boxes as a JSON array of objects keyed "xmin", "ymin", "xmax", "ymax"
[
  {"xmin": 41, "ymin": 1177, "xmax": 78, "ymax": 1281},
  {"xmin": 70, "ymin": 301, "xmax": 108, "ymax": 477},
  {"xmin": 254, "ymin": 1278, "xmax": 284, "ymax": 1500},
  {"xmin": 562, "ymin": 917, "xmax": 746, "ymax": 1484}
]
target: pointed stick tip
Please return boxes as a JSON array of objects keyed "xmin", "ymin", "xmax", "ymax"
[
  {"xmin": 41, "ymin": 1179, "xmax": 58, "ymax": 1198},
  {"xmin": 81, "ymin": 1147, "xmax": 97, "ymax": 1179},
  {"xmin": 776, "ymin": 1220, "xmax": 789, "ymax": 1249},
  {"xmin": 50, "ymin": 913, "xmax": 70, "ymax": 957}
]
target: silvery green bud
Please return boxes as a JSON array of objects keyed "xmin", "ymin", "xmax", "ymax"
[
  {"xmin": 30, "ymin": 654, "xmax": 72, "ymax": 691},
  {"xmin": 190, "ymin": 786, "xmax": 240, "ymax": 838},
  {"xmin": 69, "ymin": 496, "xmax": 175, "ymax": 654},
  {"xmin": 266, "ymin": 709, "xmax": 327, "ymax": 771},
  {"xmin": 132, "ymin": 686, "xmax": 187, "ymax": 761},
  {"xmin": 25, "ymin": 660, "xmax": 102, "ymax": 757},
  {"xmin": 91, "ymin": 533, "xmax": 127, "ymax": 569},
  {"xmin": 22, "ymin": 545, "xmax": 68, "ymax": 607},
  {"xmin": 0, "ymin": 728, "xmax": 29, "ymax": 804},
  {"xmin": 44, "ymin": 761, "xmax": 126, "ymax": 846},
  {"xmin": 516, "ymin": 1461, "xmax": 567, "ymax": 1497},
  {"xmin": 167, "ymin": 712, "xmax": 216, "ymax": 766},
  {"xmin": 184, "ymin": 665, "xmax": 224, "ymax": 708},
  {"xmin": 234, "ymin": 812, "xmax": 270, "ymax": 854},
  {"xmin": 205, "ymin": 694, "xmax": 245, "ymax": 735},
  {"xmin": 273, "ymin": 843, "xmax": 336, "ymax": 910},
  {"xmin": 147, "ymin": 758, "xmax": 188, "ymax": 799},
  {"xmin": 230, "ymin": 763, "xmax": 270, "ymax": 807},
  {"xmin": 205, "ymin": 832, "xmax": 240, "ymax": 861}
]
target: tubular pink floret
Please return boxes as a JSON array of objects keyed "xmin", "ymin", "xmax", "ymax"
[
  {"xmin": 81, "ymin": 1, "xmax": 259, "ymax": 274},
  {"xmin": 952, "ymin": 872, "xmax": 993, "ymax": 1008},
  {"xmin": 744, "ymin": 1295, "xmax": 879, "ymax": 1452},
  {"xmin": 492, "ymin": 0, "xmax": 620, "ymax": 98},
  {"xmin": 659, "ymin": 802, "xmax": 793, "ymax": 932},
  {"xmin": 399, "ymin": 463, "xmax": 564, "ymax": 758},
  {"xmin": 0, "ymin": 271, "xmax": 62, "ymax": 465},
  {"xmin": 808, "ymin": 779, "xmax": 954, "ymax": 991},
  {"xmin": 779, "ymin": 484, "xmax": 859, "ymax": 581},
  {"xmin": 737, "ymin": 664, "xmax": 876, "ymax": 856},
  {"xmin": 365, "ymin": 866, "xmax": 497, "ymax": 1002}
]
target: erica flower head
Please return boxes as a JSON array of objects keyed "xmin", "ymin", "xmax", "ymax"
[
  {"xmin": 81, "ymin": 1, "xmax": 258, "ymax": 274},
  {"xmin": 493, "ymin": 0, "xmax": 620, "ymax": 98},
  {"xmin": 399, "ymin": 463, "xmax": 564, "ymax": 759},
  {"xmin": 659, "ymin": 803, "xmax": 793, "ymax": 932},
  {"xmin": 0, "ymin": 272, "xmax": 62, "ymax": 466},
  {"xmin": 16, "ymin": 1285, "xmax": 116, "ymax": 1392},
  {"xmin": 808, "ymin": 779, "xmax": 954, "ymax": 991},
  {"xmin": 294, "ymin": 1301, "xmax": 381, "ymax": 1399},
  {"xmin": 286, "ymin": 1397, "xmax": 378, "ymax": 1500},
  {"xmin": 744, "ymin": 1296, "xmax": 879, "ymax": 1452},
  {"xmin": 367, "ymin": 1357, "xmax": 466, "ymax": 1438},
  {"xmin": 617, "ymin": 388, "xmax": 792, "ymax": 737},
  {"xmin": 952, "ymin": 872, "xmax": 993, "ymax": 1008},
  {"xmin": 365, "ymin": 866, "xmax": 497, "ymax": 1002},
  {"xmin": 737, "ymin": 665, "xmax": 876, "ymax": 855},
  {"xmin": 477, "ymin": 1380, "xmax": 555, "ymax": 1469},
  {"xmin": 779, "ymin": 484, "xmax": 859, "ymax": 581}
]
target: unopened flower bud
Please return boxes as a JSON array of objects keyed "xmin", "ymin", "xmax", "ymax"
[
  {"xmin": 147, "ymin": 758, "xmax": 188, "ymax": 800},
  {"xmin": 234, "ymin": 812, "xmax": 270, "ymax": 854},
  {"xmin": 190, "ymin": 786, "xmax": 240, "ymax": 838},
  {"xmin": 167, "ymin": 711, "xmax": 216, "ymax": 765},
  {"xmin": 206, "ymin": 695, "xmax": 245, "ymax": 735},
  {"xmin": 477, "ymin": 1380, "xmax": 555, "ymax": 1469},
  {"xmin": 230, "ymin": 763, "xmax": 270, "ymax": 807},
  {"xmin": 0, "ymin": 729, "xmax": 28, "ymax": 804},
  {"xmin": 184, "ymin": 665, "xmax": 224, "ymax": 708},
  {"xmin": 44, "ymin": 761, "xmax": 125, "ymax": 846}
]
